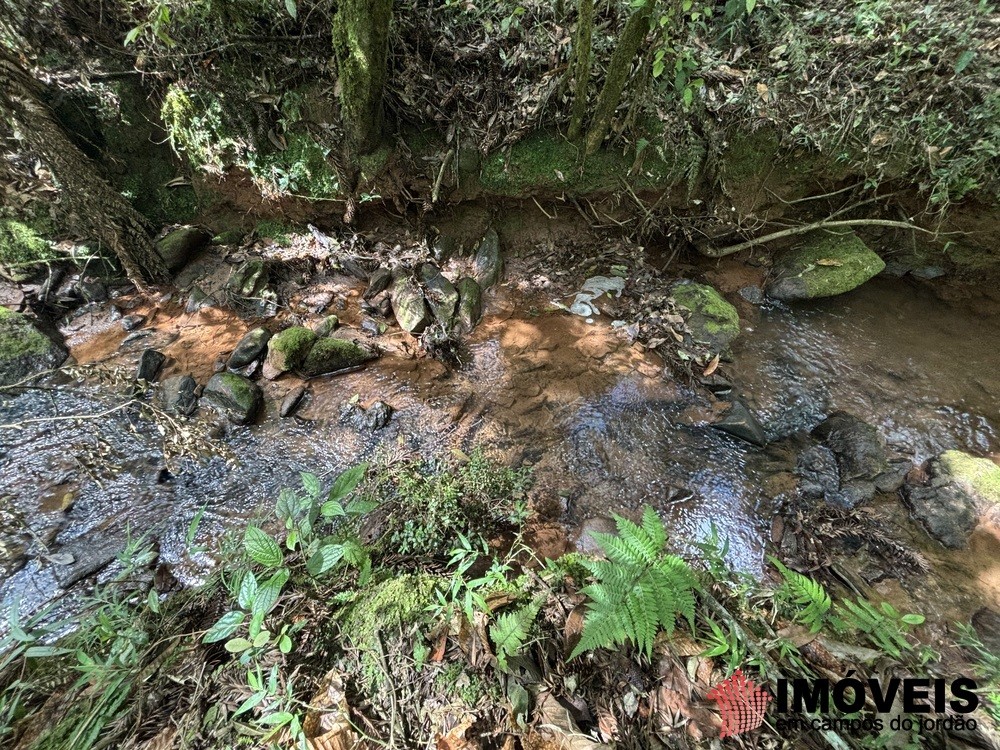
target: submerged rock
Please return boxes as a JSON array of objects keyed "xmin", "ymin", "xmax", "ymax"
[
  {"xmin": 185, "ymin": 286, "xmax": 213, "ymax": 313},
  {"xmin": 0, "ymin": 308, "xmax": 66, "ymax": 386},
  {"xmin": 767, "ymin": 231, "xmax": 885, "ymax": 301},
  {"xmin": 671, "ymin": 280, "xmax": 740, "ymax": 356},
  {"xmin": 420, "ymin": 263, "xmax": 459, "ymax": 327},
  {"xmin": 711, "ymin": 399, "xmax": 767, "ymax": 446},
  {"xmin": 391, "ymin": 276, "xmax": 431, "ymax": 333},
  {"xmin": 228, "ymin": 327, "xmax": 272, "ymax": 369},
  {"xmin": 202, "ymin": 372, "xmax": 262, "ymax": 425},
  {"xmin": 796, "ymin": 444, "xmax": 840, "ymax": 499},
  {"xmin": 812, "ymin": 411, "xmax": 887, "ymax": 482},
  {"xmin": 136, "ymin": 348, "xmax": 165, "ymax": 382},
  {"xmin": 301, "ymin": 338, "xmax": 375, "ymax": 377},
  {"xmin": 455, "ymin": 277, "xmax": 483, "ymax": 333},
  {"xmin": 156, "ymin": 226, "xmax": 211, "ymax": 273},
  {"xmin": 158, "ymin": 374, "xmax": 198, "ymax": 416},
  {"xmin": 339, "ymin": 400, "xmax": 393, "ymax": 432},
  {"xmin": 473, "ymin": 229, "xmax": 503, "ymax": 288},
  {"xmin": 264, "ymin": 326, "xmax": 317, "ymax": 379},
  {"xmin": 280, "ymin": 385, "xmax": 308, "ymax": 417}
]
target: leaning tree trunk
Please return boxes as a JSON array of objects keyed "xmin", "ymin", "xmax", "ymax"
[
  {"xmin": 0, "ymin": 47, "xmax": 168, "ymax": 285},
  {"xmin": 332, "ymin": 0, "xmax": 393, "ymax": 155},
  {"xmin": 584, "ymin": 0, "xmax": 654, "ymax": 156}
]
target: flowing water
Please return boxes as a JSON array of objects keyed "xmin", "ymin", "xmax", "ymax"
[{"xmin": 2, "ymin": 272, "xmax": 999, "ymax": 626}]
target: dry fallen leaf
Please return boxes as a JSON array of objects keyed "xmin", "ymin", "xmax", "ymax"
[
  {"xmin": 815, "ymin": 258, "xmax": 844, "ymax": 266},
  {"xmin": 702, "ymin": 354, "xmax": 720, "ymax": 377}
]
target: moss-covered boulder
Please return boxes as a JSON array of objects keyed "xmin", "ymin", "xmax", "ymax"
[
  {"xmin": 227, "ymin": 327, "xmax": 272, "ymax": 369},
  {"xmin": 155, "ymin": 226, "xmax": 211, "ymax": 273},
  {"xmin": 472, "ymin": 230, "xmax": 503, "ymax": 289},
  {"xmin": 904, "ymin": 450, "xmax": 1000, "ymax": 548},
  {"xmin": 671, "ymin": 280, "xmax": 740, "ymax": 356},
  {"xmin": 0, "ymin": 308, "xmax": 67, "ymax": 386},
  {"xmin": 202, "ymin": 372, "xmax": 262, "ymax": 425},
  {"xmin": 767, "ymin": 231, "xmax": 886, "ymax": 301},
  {"xmin": 263, "ymin": 326, "xmax": 317, "ymax": 379},
  {"xmin": 300, "ymin": 338, "xmax": 375, "ymax": 377}
]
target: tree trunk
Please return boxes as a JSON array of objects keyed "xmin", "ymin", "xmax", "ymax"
[
  {"xmin": 584, "ymin": 0, "xmax": 653, "ymax": 156},
  {"xmin": 332, "ymin": 0, "xmax": 393, "ymax": 155},
  {"xmin": 567, "ymin": 0, "xmax": 594, "ymax": 142},
  {"xmin": 0, "ymin": 48, "xmax": 168, "ymax": 285}
]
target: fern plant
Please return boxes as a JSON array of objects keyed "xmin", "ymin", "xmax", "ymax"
[
  {"xmin": 832, "ymin": 599, "xmax": 924, "ymax": 659},
  {"xmin": 570, "ymin": 507, "xmax": 697, "ymax": 659},
  {"xmin": 771, "ymin": 557, "xmax": 832, "ymax": 633},
  {"xmin": 490, "ymin": 596, "xmax": 544, "ymax": 671}
]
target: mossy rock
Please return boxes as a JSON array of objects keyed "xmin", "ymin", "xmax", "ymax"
[
  {"xmin": 0, "ymin": 308, "xmax": 66, "ymax": 386},
  {"xmin": 0, "ymin": 220, "xmax": 53, "ymax": 269},
  {"xmin": 455, "ymin": 277, "xmax": 483, "ymax": 333},
  {"xmin": 767, "ymin": 231, "xmax": 886, "ymax": 300},
  {"xmin": 264, "ymin": 326, "xmax": 317, "ymax": 377},
  {"xmin": 300, "ymin": 337, "xmax": 374, "ymax": 377},
  {"xmin": 671, "ymin": 280, "xmax": 740, "ymax": 355},
  {"xmin": 938, "ymin": 451, "xmax": 1000, "ymax": 509},
  {"xmin": 202, "ymin": 372, "xmax": 262, "ymax": 425},
  {"xmin": 156, "ymin": 226, "xmax": 211, "ymax": 273}
]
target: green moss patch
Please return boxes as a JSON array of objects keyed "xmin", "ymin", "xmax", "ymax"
[
  {"xmin": 671, "ymin": 280, "xmax": 740, "ymax": 355},
  {"xmin": 0, "ymin": 308, "xmax": 66, "ymax": 386},
  {"xmin": 266, "ymin": 326, "xmax": 317, "ymax": 373},
  {"xmin": 767, "ymin": 231, "xmax": 886, "ymax": 300},
  {"xmin": 939, "ymin": 450, "xmax": 1000, "ymax": 508},
  {"xmin": 0, "ymin": 221, "xmax": 54, "ymax": 267},
  {"xmin": 480, "ymin": 131, "xmax": 682, "ymax": 196}
]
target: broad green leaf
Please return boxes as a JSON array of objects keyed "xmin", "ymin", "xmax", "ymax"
[
  {"xmin": 328, "ymin": 463, "xmax": 368, "ymax": 503},
  {"xmin": 238, "ymin": 570, "xmax": 258, "ymax": 610},
  {"xmin": 203, "ymin": 611, "xmax": 245, "ymax": 643},
  {"xmin": 284, "ymin": 0, "xmax": 297, "ymax": 19},
  {"xmin": 301, "ymin": 472, "xmax": 321, "ymax": 498},
  {"xmin": 225, "ymin": 637, "xmax": 254, "ymax": 653},
  {"xmin": 746, "ymin": 0, "xmax": 757, "ymax": 13},
  {"xmin": 24, "ymin": 646, "xmax": 73, "ymax": 658},
  {"xmin": 252, "ymin": 630, "xmax": 271, "ymax": 648},
  {"xmin": 320, "ymin": 500, "xmax": 346, "ymax": 518},
  {"xmin": 234, "ymin": 690, "xmax": 267, "ymax": 717},
  {"xmin": 306, "ymin": 543, "xmax": 344, "ymax": 577},
  {"xmin": 954, "ymin": 49, "xmax": 975, "ymax": 74},
  {"xmin": 257, "ymin": 711, "xmax": 294, "ymax": 726},
  {"xmin": 147, "ymin": 589, "xmax": 160, "ymax": 613},
  {"xmin": 253, "ymin": 569, "xmax": 289, "ymax": 616},
  {"xmin": 278, "ymin": 634, "xmax": 293, "ymax": 654},
  {"xmin": 124, "ymin": 26, "xmax": 142, "ymax": 46},
  {"xmin": 244, "ymin": 526, "xmax": 283, "ymax": 568},
  {"xmin": 900, "ymin": 614, "xmax": 925, "ymax": 626}
]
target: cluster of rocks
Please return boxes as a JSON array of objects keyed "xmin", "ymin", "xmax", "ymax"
[{"xmin": 373, "ymin": 229, "xmax": 500, "ymax": 336}]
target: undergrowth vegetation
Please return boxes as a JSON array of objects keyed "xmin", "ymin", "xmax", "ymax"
[{"xmin": 2, "ymin": 453, "xmax": 997, "ymax": 749}]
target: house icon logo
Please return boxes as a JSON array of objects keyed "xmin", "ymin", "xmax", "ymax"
[{"xmin": 707, "ymin": 668, "xmax": 772, "ymax": 738}]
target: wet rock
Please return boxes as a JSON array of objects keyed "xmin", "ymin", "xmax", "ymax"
[
  {"xmin": 933, "ymin": 450, "xmax": 1000, "ymax": 509},
  {"xmin": 300, "ymin": 290, "xmax": 334, "ymax": 314},
  {"xmin": 360, "ymin": 317, "xmax": 384, "ymax": 336},
  {"xmin": 0, "ymin": 308, "xmax": 66, "ymax": 386},
  {"xmin": 433, "ymin": 233, "xmax": 458, "ymax": 262},
  {"xmin": 185, "ymin": 286, "xmax": 213, "ymax": 313},
  {"xmin": 391, "ymin": 275, "xmax": 431, "ymax": 333},
  {"xmin": 455, "ymin": 277, "xmax": 483, "ymax": 333},
  {"xmin": 738, "ymin": 285, "xmax": 764, "ymax": 305},
  {"xmin": 711, "ymin": 399, "xmax": 767, "ymax": 446},
  {"xmin": 77, "ymin": 277, "xmax": 108, "ymax": 303},
  {"xmin": 158, "ymin": 374, "xmax": 198, "ymax": 416},
  {"xmin": 905, "ymin": 482, "xmax": 978, "ymax": 549},
  {"xmin": 419, "ymin": 263, "xmax": 459, "ymax": 327},
  {"xmin": 473, "ymin": 229, "xmax": 503, "ymax": 288},
  {"xmin": 263, "ymin": 326, "xmax": 317, "ymax": 379},
  {"xmin": 280, "ymin": 385, "xmax": 308, "ymax": 417},
  {"xmin": 227, "ymin": 259, "xmax": 268, "ymax": 298},
  {"xmin": 873, "ymin": 460, "xmax": 911, "ymax": 493},
  {"xmin": 341, "ymin": 257, "xmax": 370, "ymax": 281},
  {"xmin": 573, "ymin": 516, "xmax": 618, "ymax": 556},
  {"xmin": 912, "ymin": 266, "xmax": 946, "ymax": 280},
  {"xmin": 136, "ymin": 349, "xmax": 165, "ymax": 382},
  {"xmin": 364, "ymin": 267, "xmax": 393, "ymax": 299},
  {"xmin": 51, "ymin": 531, "xmax": 127, "ymax": 588},
  {"xmin": 812, "ymin": 411, "xmax": 887, "ymax": 482},
  {"xmin": 156, "ymin": 226, "xmax": 211, "ymax": 273},
  {"xmin": 313, "ymin": 315, "xmax": 340, "ymax": 338},
  {"xmin": 339, "ymin": 400, "xmax": 393, "ymax": 432},
  {"xmin": 671, "ymin": 280, "xmax": 740, "ymax": 356},
  {"xmin": 796, "ymin": 445, "xmax": 840, "ymax": 499},
  {"xmin": 699, "ymin": 374, "xmax": 734, "ymax": 397},
  {"xmin": 300, "ymin": 337, "xmax": 375, "ymax": 377},
  {"xmin": 202, "ymin": 372, "xmax": 262, "ymax": 425},
  {"xmin": 971, "ymin": 608, "xmax": 1000, "ymax": 655},
  {"xmin": 827, "ymin": 480, "xmax": 877, "ymax": 510},
  {"xmin": 766, "ymin": 231, "xmax": 885, "ymax": 301},
  {"xmin": 121, "ymin": 313, "xmax": 146, "ymax": 331},
  {"xmin": 227, "ymin": 327, "xmax": 272, "ymax": 369}
]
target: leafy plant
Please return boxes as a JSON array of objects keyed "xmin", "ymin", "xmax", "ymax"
[
  {"xmin": 490, "ymin": 597, "xmax": 543, "ymax": 671},
  {"xmin": 771, "ymin": 558, "xmax": 832, "ymax": 633},
  {"xmin": 832, "ymin": 599, "xmax": 924, "ymax": 659},
  {"xmin": 570, "ymin": 507, "xmax": 698, "ymax": 659}
]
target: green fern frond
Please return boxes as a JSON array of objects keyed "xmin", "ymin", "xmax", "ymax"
[
  {"xmin": 771, "ymin": 557, "xmax": 831, "ymax": 632},
  {"xmin": 571, "ymin": 507, "xmax": 698, "ymax": 660},
  {"xmin": 490, "ymin": 598, "xmax": 542, "ymax": 671}
]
